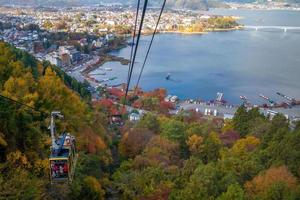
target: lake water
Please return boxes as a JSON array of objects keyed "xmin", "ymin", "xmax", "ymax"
[{"xmin": 91, "ymin": 9, "xmax": 300, "ymax": 104}]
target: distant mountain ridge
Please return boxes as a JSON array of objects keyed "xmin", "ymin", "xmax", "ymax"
[
  {"xmin": 0, "ymin": 0, "xmax": 209, "ymax": 10},
  {"xmin": 1, "ymin": 0, "xmax": 299, "ymax": 7}
]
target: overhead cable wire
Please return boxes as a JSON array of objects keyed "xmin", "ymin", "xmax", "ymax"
[
  {"xmin": 0, "ymin": 94, "xmax": 79, "ymax": 122},
  {"xmin": 125, "ymin": 0, "xmax": 149, "ymax": 100},
  {"xmin": 135, "ymin": 0, "xmax": 167, "ymax": 91},
  {"xmin": 127, "ymin": 0, "xmax": 141, "ymax": 84},
  {"xmin": 0, "ymin": 94, "xmax": 45, "ymax": 114}
]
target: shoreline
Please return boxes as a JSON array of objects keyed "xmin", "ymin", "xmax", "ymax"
[
  {"xmin": 84, "ymin": 25, "xmax": 243, "ymax": 89},
  {"xmin": 82, "ymin": 38, "xmax": 130, "ymax": 75},
  {"xmin": 85, "ymin": 26, "xmax": 243, "ymax": 83},
  {"xmin": 82, "ymin": 54, "xmax": 129, "ymax": 75},
  {"xmin": 212, "ymin": 7, "xmax": 300, "ymax": 12},
  {"xmin": 161, "ymin": 26, "xmax": 243, "ymax": 35}
]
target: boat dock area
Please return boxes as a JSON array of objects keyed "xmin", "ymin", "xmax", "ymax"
[{"xmin": 178, "ymin": 101, "xmax": 300, "ymax": 121}]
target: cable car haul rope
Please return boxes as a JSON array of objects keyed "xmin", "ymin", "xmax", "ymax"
[
  {"xmin": 0, "ymin": 0, "xmax": 167, "ymax": 185},
  {"xmin": 125, "ymin": 0, "xmax": 167, "ymax": 101}
]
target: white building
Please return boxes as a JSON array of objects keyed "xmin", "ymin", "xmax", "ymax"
[
  {"xmin": 45, "ymin": 52, "xmax": 62, "ymax": 67},
  {"xmin": 129, "ymin": 113, "xmax": 141, "ymax": 122}
]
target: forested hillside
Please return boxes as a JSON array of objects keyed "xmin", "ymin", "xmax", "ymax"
[
  {"xmin": 110, "ymin": 108, "xmax": 300, "ymax": 199},
  {"xmin": 0, "ymin": 41, "xmax": 110, "ymax": 199},
  {"xmin": 1, "ymin": 41, "xmax": 300, "ymax": 199}
]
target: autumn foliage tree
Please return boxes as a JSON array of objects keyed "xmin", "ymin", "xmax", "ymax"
[
  {"xmin": 2, "ymin": 41, "xmax": 300, "ymax": 200},
  {"xmin": 245, "ymin": 166, "xmax": 298, "ymax": 199},
  {"xmin": 119, "ymin": 128, "xmax": 154, "ymax": 158},
  {"xmin": 0, "ymin": 41, "xmax": 109, "ymax": 199}
]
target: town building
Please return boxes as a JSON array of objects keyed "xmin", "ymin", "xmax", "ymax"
[{"xmin": 45, "ymin": 52, "xmax": 62, "ymax": 67}]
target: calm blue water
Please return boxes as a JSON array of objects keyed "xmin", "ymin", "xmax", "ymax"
[{"xmin": 91, "ymin": 9, "xmax": 300, "ymax": 104}]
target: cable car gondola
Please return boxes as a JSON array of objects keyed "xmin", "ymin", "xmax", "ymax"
[{"xmin": 49, "ymin": 111, "xmax": 77, "ymax": 183}]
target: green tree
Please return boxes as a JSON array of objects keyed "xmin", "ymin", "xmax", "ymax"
[
  {"xmin": 233, "ymin": 107, "xmax": 264, "ymax": 136},
  {"xmin": 0, "ymin": 167, "xmax": 45, "ymax": 200},
  {"xmin": 161, "ymin": 119, "xmax": 186, "ymax": 143},
  {"xmin": 43, "ymin": 20, "xmax": 53, "ymax": 29},
  {"xmin": 170, "ymin": 163, "xmax": 235, "ymax": 200},
  {"xmin": 217, "ymin": 184, "xmax": 246, "ymax": 200},
  {"xmin": 113, "ymin": 164, "xmax": 174, "ymax": 200},
  {"xmin": 261, "ymin": 182, "xmax": 298, "ymax": 200},
  {"xmin": 197, "ymin": 132, "xmax": 222, "ymax": 164},
  {"xmin": 71, "ymin": 176, "xmax": 105, "ymax": 200},
  {"xmin": 136, "ymin": 113, "xmax": 160, "ymax": 133}
]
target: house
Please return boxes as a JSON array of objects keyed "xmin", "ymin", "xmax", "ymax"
[
  {"xmin": 129, "ymin": 112, "xmax": 141, "ymax": 122},
  {"xmin": 170, "ymin": 96, "xmax": 178, "ymax": 103},
  {"xmin": 200, "ymin": 15, "xmax": 211, "ymax": 20},
  {"xmin": 108, "ymin": 87, "xmax": 125, "ymax": 100},
  {"xmin": 223, "ymin": 113, "xmax": 234, "ymax": 120},
  {"xmin": 45, "ymin": 52, "xmax": 62, "ymax": 67},
  {"xmin": 105, "ymin": 33, "xmax": 115, "ymax": 41},
  {"xmin": 61, "ymin": 53, "xmax": 71, "ymax": 66},
  {"xmin": 33, "ymin": 41, "xmax": 44, "ymax": 53},
  {"xmin": 47, "ymin": 44, "xmax": 58, "ymax": 53},
  {"xmin": 110, "ymin": 115, "xmax": 124, "ymax": 126},
  {"xmin": 59, "ymin": 46, "xmax": 81, "ymax": 64},
  {"xmin": 164, "ymin": 95, "xmax": 172, "ymax": 102}
]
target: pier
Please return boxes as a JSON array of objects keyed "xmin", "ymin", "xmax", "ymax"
[{"xmin": 244, "ymin": 25, "xmax": 300, "ymax": 32}]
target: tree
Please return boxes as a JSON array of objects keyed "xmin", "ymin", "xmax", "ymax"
[
  {"xmin": 170, "ymin": 163, "xmax": 234, "ymax": 200},
  {"xmin": 3, "ymin": 72, "xmax": 38, "ymax": 108},
  {"xmin": 38, "ymin": 67, "xmax": 87, "ymax": 129},
  {"xmin": 233, "ymin": 107, "xmax": 264, "ymax": 137},
  {"xmin": 119, "ymin": 128, "xmax": 154, "ymax": 158},
  {"xmin": 231, "ymin": 136, "xmax": 260, "ymax": 156},
  {"xmin": 233, "ymin": 106, "xmax": 250, "ymax": 136},
  {"xmin": 113, "ymin": 164, "xmax": 174, "ymax": 200},
  {"xmin": 244, "ymin": 166, "xmax": 298, "ymax": 199},
  {"xmin": 186, "ymin": 123, "xmax": 204, "ymax": 137},
  {"xmin": 220, "ymin": 136, "xmax": 262, "ymax": 183},
  {"xmin": 0, "ymin": 132, "xmax": 7, "ymax": 148},
  {"xmin": 294, "ymin": 121, "xmax": 300, "ymax": 132},
  {"xmin": 43, "ymin": 20, "xmax": 53, "ymax": 29},
  {"xmin": 259, "ymin": 127, "xmax": 300, "ymax": 176},
  {"xmin": 219, "ymin": 130, "xmax": 240, "ymax": 147},
  {"xmin": 133, "ymin": 135, "xmax": 181, "ymax": 168},
  {"xmin": 140, "ymin": 96, "xmax": 160, "ymax": 111},
  {"xmin": 269, "ymin": 114, "xmax": 289, "ymax": 135},
  {"xmin": 186, "ymin": 134, "xmax": 203, "ymax": 155},
  {"xmin": 0, "ymin": 167, "xmax": 45, "ymax": 199},
  {"xmin": 0, "ymin": 41, "xmax": 109, "ymax": 199},
  {"xmin": 78, "ymin": 127, "xmax": 106, "ymax": 154},
  {"xmin": 161, "ymin": 119, "xmax": 186, "ymax": 143},
  {"xmin": 71, "ymin": 176, "xmax": 105, "ymax": 200},
  {"xmin": 197, "ymin": 132, "xmax": 222, "ymax": 164},
  {"xmin": 137, "ymin": 113, "xmax": 160, "ymax": 133},
  {"xmin": 217, "ymin": 184, "xmax": 246, "ymax": 200},
  {"xmin": 260, "ymin": 182, "xmax": 299, "ymax": 200}
]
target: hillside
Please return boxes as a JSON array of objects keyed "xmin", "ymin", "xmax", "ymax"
[
  {"xmin": 1, "ymin": 42, "xmax": 300, "ymax": 199},
  {"xmin": 0, "ymin": 41, "xmax": 110, "ymax": 199}
]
